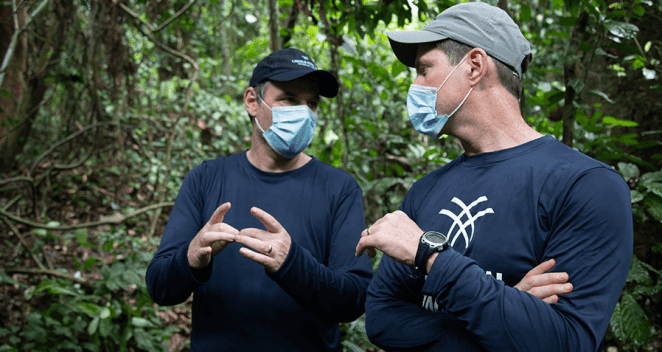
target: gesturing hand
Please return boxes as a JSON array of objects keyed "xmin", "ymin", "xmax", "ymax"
[
  {"xmin": 234, "ymin": 207, "xmax": 292, "ymax": 274},
  {"xmin": 187, "ymin": 202, "xmax": 239, "ymax": 269},
  {"xmin": 515, "ymin": 259, "xmax": 573, "ymax": 304},
  {"xmin": 355, "ymin": 210, "xmax": 423, "ymax": 267}
]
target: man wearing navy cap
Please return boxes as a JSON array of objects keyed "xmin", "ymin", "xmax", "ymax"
[
  {"xmin": 356, "ymin": 2, "xmax": 632, "ymax": 351},
  {"xmin": 146, "ymin": 48, "xmax": 373, "ymax": 351}
]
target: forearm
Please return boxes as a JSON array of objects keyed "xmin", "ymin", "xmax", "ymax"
[
  {"xmin": 146, "ymin": 244, "xmax": 207, "ymax": 306},
  {"xmin": 365, "ymin": 255, "xmax": 483, "ymax": 351},
  {"xmin": 424, "ymin": 249, "xmax": 605, "ymax": 352},
  {"xmin": 269, "ymin": 241, "xmax": 372, "ymax": 322}
]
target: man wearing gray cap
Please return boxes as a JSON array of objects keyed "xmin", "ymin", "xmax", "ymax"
[
  {"xmin": 146, "ymin": 48, "xmax": 373, "ymax": 351},
  {"xmin": 355, "ymin": 2, "xmax": 632, "ymax": 351}
]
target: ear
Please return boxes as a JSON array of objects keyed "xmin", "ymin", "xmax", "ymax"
[
  {"xmin": 244, "ymin": 87, "xmax": 258, "ymax": 117},
  {"xmin": 466, "ymin": 48, "xmax": 491, "ymax": 88}
]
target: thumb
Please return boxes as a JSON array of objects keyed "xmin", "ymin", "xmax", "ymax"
[{"xmin": 209, "ymin": 202, "xmax": 231, "ymax": 225}]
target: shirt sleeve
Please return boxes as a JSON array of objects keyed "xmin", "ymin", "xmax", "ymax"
[
  {"xmin": 268, "ymin": 184, "xmax": 374, "ymax": 323},
  {"xmin": 365, "ymin": 254, "xmax": 484, "ymax": 351},
  {"xmin": 367, "ymin": 168, "xmax": 633, "ymax": 352},
  {"xmin": 145, "ymin": 164, "xmax": 210, "ymax": 306}
]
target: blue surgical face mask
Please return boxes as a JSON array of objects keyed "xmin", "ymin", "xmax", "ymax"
[
  {"xmin": 256, "ymin": 98, "xmax": 318, "ymax": 158},
  {"xmin": 406, "ymin": 55, "xmax": 473, "ymax": 139}
]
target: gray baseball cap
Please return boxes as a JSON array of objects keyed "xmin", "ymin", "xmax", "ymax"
[{"xmin": 387, "ymin": 2, "xmax": 532, "ymax": 78}]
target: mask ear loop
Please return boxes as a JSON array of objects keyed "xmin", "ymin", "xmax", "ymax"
[
  {"xmin": 436, "ymin": 54, "xmax": 472, "ymax": 118},
  {"xmin": 447, "ymin": 87, "xmax": 473, "ymax": 118},
  {"xmin": 436, "ymin": 55, "xmax": 469, "ymax": 92},
  {"xmin": 255, "ymin": 96, "xmax": 272, "ymax": 134}
]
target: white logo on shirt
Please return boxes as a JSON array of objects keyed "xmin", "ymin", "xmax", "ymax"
[{"xmin": 439, "ymin": 196, "xmax": 494, "ymax": 248}]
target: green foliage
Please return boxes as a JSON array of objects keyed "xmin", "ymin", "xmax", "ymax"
[
  {"xmin": 341, "ymin": 317, "xmax": 378, "ymax": 352},
  {"xmin": 610, "ymin": 256, "xmax": 662, "ymax": 350},
  {"xmin": 619, "ymin": 163, "xmax": 662, "ymax": 223},
  {"xmin": 0, "ymin": 226, "xmax": 176, "ymax": 351},
  {"xmin": 1, "ymin": 0, "xmax": 661, "ymax": 350}
]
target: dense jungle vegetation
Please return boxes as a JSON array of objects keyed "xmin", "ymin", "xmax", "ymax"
[{"xmin": 0, "ymin": 0, "xmax": 661, "ymax": 350}]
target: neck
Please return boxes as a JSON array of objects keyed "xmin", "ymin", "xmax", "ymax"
[
  {"xmin": 447, "ymin": 90, "xmax": 543, "ymax": 156},
  {"xmin": 247, "ymin": 130, "xmax": 311, "ymax": 172}
]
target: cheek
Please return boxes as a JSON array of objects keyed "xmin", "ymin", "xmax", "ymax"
[{"xmin": 258, "ymin": 108, "xmax": 273, "ymax": 128}]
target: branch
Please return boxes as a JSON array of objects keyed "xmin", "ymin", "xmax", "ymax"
[
  {"xmin": 3, "ymin": 268, "xmax": 92, "ymax": 287},
  {"xmin": 118, "ymin": 0, "xmax": 197, "ymax": 33},
  {"xmin": 0, "ymin": 0, "xmax": 53, "ymax": 87},
  {"xmin": 29, "ymin": 121, "xmax": 112, "ymax": 175},
  {"xmin": 0, "ymin": 89, "xmax": 53, "ymax": 140},
  {"xmin": 2, "ymin": 216, "xmax": 47, "ymax": 270},
  {"xmin": 0, "ymin": 201, "xmax": 174, "ymax": 230},
  {"xmin": 118, "ymin": 2, "xmax": 154, "ymax": 31},
  {"xmin": 154, "ymin": 0, "xmax": 197, "ymax": 32},
  {"xmin": 127, "ymin": 15, "xmax": 199, "ymax": 70},
  {"xmin": 0, "ymin": 176, "xmax": 34, "ymax": 187}
]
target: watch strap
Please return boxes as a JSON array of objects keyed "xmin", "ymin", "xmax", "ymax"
[
  {"xmin": 414, "ymin": 231, "xmax": 448, "ymax": 276},
  {"xmin": 415, "ymin": 240, "xmax": 435, "ymax": 272}
]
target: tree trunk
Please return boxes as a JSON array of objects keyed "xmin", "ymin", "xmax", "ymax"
[
  {"xmin": 561, "ymin": 11, "xmax": 589, "ymax": 147},
  {"xmin": 0, "ymin": 0, "xmax": 73, "ymax": 172},
  {"xmin": 268, "ymin": 0, "xmax": 280, "ymax": 52},
  {"xmin": 0, "ymin": 3, "xmax": 28, "ymax": 171}
]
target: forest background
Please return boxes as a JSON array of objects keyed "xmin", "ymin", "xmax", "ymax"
[{"xmin": 0, "ymin": 0, "xmax": 661, "ymax": 350}]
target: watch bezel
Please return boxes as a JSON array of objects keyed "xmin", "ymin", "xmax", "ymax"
[{"xmin": 421, "ymin": 231, "xmax": 448, "ymax": 249}]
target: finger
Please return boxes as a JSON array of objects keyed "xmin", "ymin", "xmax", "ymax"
[
  {"xmin": 355, "ymin": 238, "xmax": 367, "ymax": 257},
  {"xmin": 250, "ymin": 207, "xmax": 283, "ymax": 233},
  {"xmin": 530, "ymin": 272, "xmax": 570, "ymax": 287},
  {"xmin": 209, "ymin": 202, "xmax": 232, "ymax": 225},
  {"xmin": 200, "ymin": 231, "xmax": 236, "ymax": 247},
  {"xmin": 238, "ymin": 227, "xmax": 268, "ymax": 241},
  {"xmin": 541, "ymin": 295, "xmax": 559, "ymax": 304},
  {"xmin": 209, "ymin": 222, "xmax": 240, "ymax": 236},
  {"xmin": 528, "ymin": 283, "xmax": 573, "ymax": 299},
  {"xmin": 525, "ymin": 259, "xmax": 556, "ymax": 277},
  {"xmin": 356, "ymin": 237, "xmax": 378, "ymax": 258},
  {"xmin": 235, "ymin": 233, "xmax": 271, "ymax": 254},
  {"xmin": 239, "ymin": 246, "xmax": 274, "ymax": 268},
  {"xmin": 514, "ymin": 272, "xmax": 569, "ymax": 292}
]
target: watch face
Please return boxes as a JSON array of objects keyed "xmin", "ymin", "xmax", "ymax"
[{"xmin": 424, "ymin": 232, "xmax": 447, "ymax": 245}]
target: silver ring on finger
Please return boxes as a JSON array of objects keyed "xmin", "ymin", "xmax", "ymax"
[
  {"xmin": 267, "ymin": 244, "xmax": 273, "ymax": 254},
  {"xmin": 367, "ymin": 227, "xmax": 371, "ymax": 236}
]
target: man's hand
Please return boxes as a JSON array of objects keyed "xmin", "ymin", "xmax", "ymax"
[
  {"xmin": 234, "ymin": 207, "xmax": 292, "ymax": 274},
  {"xmin": 187, "ymin": 202, "xmax": 239, "ymax": 269},
  {"xmin": 355, "ymin": 210, "xmax": 423, "ymax": 267},
  {"xmin": 515, "ymin": 259, "xmax": 573, "ymax": 304}
]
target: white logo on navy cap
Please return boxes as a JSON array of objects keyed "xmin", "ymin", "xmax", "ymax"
[{"xmin": 291, "ymin": 55, "xmax": 317, "ymax": 70}]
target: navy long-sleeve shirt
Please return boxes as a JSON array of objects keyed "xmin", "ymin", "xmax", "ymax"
[
  {"xmin": 146, "ymin": 152, "xmax": 373, "ymax": 351},
  {"xmin": 366, "ymin": 135, "xmax": 633, "ymax": 351}
]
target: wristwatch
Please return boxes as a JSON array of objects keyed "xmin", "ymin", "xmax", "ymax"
[{"xmin": 414, "ymin": 231, "xmax": 449, "ymax": 275}]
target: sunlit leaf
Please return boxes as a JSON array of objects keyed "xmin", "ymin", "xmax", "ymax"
[
  {"xmin": 588, "ymin": 90, "xmax": 614, "ymax": 103},
  {"xmin": 602, "ymin": 116, "xmax": 638, "ymax": 127},
  {"xmin": 618, "ymin": 162, "xmax": 639, "ymax": 179},
  {"xmin": 605, "ymin": 20, "xmax": 639, "ymax": 40},
  {"xmin": 644, "ymin": 197, "xmax": 662, "ymax": 222},
  {"xmin": 88, "ymin": 316, "xmax": 100, "ymax": 335},
  {"xmin": 131, "ymin": 317, "xmax": 155, "ymax": 328}
]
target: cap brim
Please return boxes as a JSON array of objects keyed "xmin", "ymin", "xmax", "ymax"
[
  {"xmin": 387, "ymin": 30, "xmax": 449, "ymax": 67},
  {"xmin": 269, "ymin": 69, "xmax": 339, "ymax": 98}
]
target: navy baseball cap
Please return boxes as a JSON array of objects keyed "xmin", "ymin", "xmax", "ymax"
[
  {"xmin": 249, "ymin": 48, "xmax": 339, "ymax": 98},
  {"xmin": 387, "ymin": 2, "xmax": 532, "ymax": 78}
]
